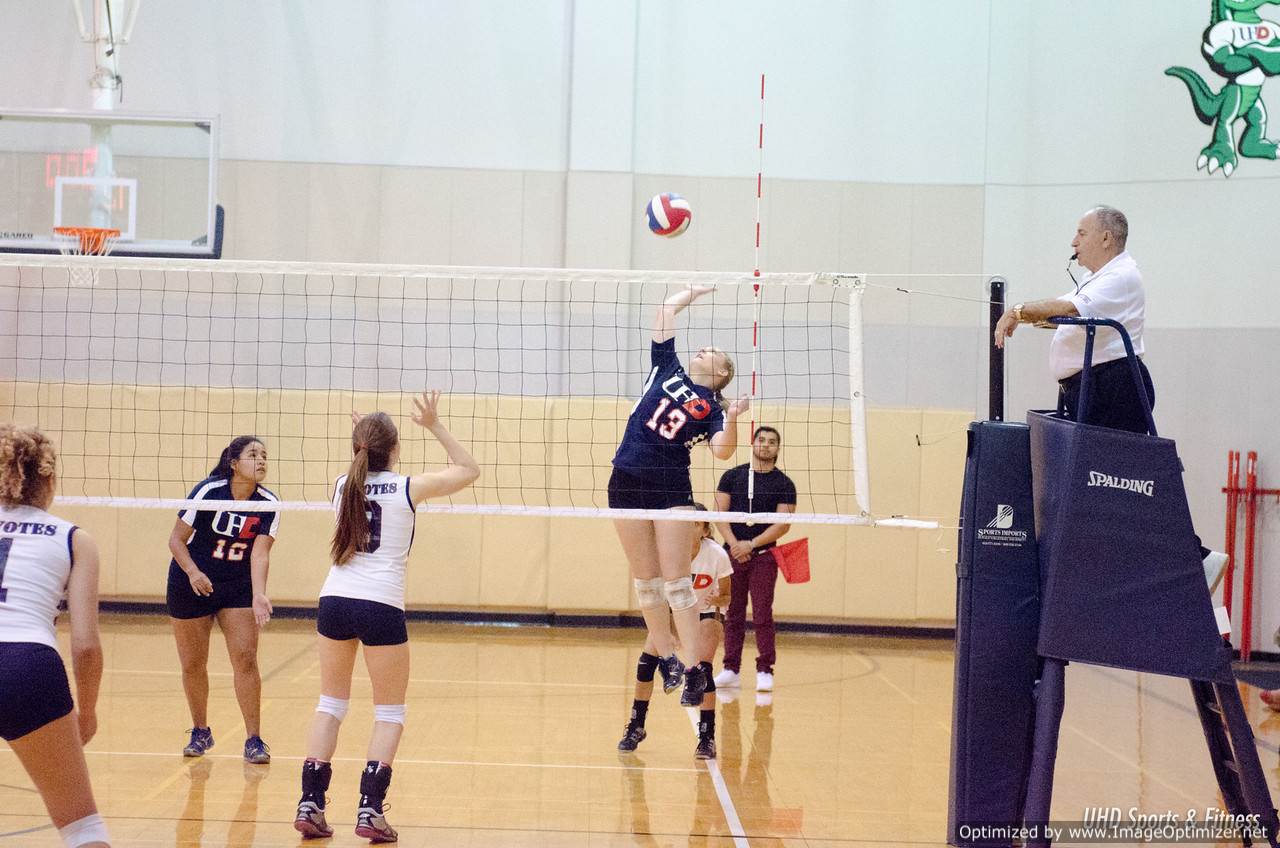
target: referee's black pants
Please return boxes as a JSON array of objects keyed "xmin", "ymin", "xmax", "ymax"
[
  {"xmin": 1057, "ymin": 357, "xmax": 1209, "ymax": 559},
  {"xmin": 1057, "ymin": 356, "xmax": 1155, "ymax": 434}
]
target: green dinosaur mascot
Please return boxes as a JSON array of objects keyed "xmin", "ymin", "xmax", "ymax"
[{"xmin": 1166, "ymin": 0, "xmax": 1280, "ymax": 177}]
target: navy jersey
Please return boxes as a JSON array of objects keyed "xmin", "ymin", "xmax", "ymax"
[
  {"xmin": 171, "ymin": 477, "xmax": 280, "ymax": 582},
  {"xmin": 613, "ymin": 339, "xmax": 726, "ymax": 474}
]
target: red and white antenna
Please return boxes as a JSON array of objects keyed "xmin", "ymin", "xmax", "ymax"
[{"xmin": 747, "ymin": 73, "xmax": 765, "ymax": 514}]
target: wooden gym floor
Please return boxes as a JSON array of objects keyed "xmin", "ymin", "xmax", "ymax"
[{"xmin": 2, "ymin": 614, "xmax": 1279, "ymax": 846}]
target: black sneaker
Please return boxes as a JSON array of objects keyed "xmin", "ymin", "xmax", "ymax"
[
  {"xmin": 695, "ymin": 735, "xmax": 716, "ymax": 760},
  {"xmin": 658, "ymin": 654, "xmax": 684, "ymax": 695},
  {"xmin": 617, "ymin": 724, "xmax": 647, "ymax": 752},
  {"xmin": 680, "ymin": 664, "xmax": 708, "ymax": 707}
]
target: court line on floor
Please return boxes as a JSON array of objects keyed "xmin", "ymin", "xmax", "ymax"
[
  {"xmin": 684, "ymin": 706, "xmax": 749, "ymax": 848},
  {"xmin": 106, "ymin": 667, "xmax": 631, "ymax": 689},
  {"xmin": 0, "ymin": 747, "xmax": 699, "ymax": 774}
]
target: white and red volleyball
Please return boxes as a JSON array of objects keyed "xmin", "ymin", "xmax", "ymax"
[{"xmin": 645, "ymin": 192, "xmax": 692, "ymax": 237}]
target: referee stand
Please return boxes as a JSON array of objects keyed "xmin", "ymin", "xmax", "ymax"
[{"xmin": 948, "ymin": 301, "xmax": 1279, "ymax": 846}]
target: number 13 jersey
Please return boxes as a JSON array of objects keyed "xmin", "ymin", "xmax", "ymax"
[
  {"xmin": 612, "ymin": 339, "xmax": 725, "ymax": 475},
  {"xmin": 320, "ymin": 470, "xmax": 417, "ymax": 610}
]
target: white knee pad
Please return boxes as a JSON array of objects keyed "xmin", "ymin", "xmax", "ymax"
[
  {"xmin": 59, "ymin": 813, "xmax": 110, "ymax": 848},
  {"xmin": 316, "ymin": 695, "xmax": 350, "ymax": 722},
  {"xmin": 664, "ymin": 576, "xmax": 697, "ymax": 611},
  {"xmin": 633, "ymin": 576, "xmax": 666, "ymax": 610},
  {"xmin": 374, "ymin": 703, "xmax": 407, "ymax": 726}
]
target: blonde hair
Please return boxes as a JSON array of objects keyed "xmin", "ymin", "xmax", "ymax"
[
  {"xmin": 0, "ymin": 424, "xmax": 57, "ymax": 507},
  {"xmin": 712, "ymin": 352, "xmax": 735, "ymax": 408}
]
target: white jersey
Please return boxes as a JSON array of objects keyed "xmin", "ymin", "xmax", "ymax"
[
  {"xmin": 0, "ymin": 505, "xmax": 78, "ymax": 649},
  {"xmin": 320, "ymin": 471, "xmax": 417, "ymax": 610},
  {"xmin": 690, "ymin": 537, "xmax": 733, "ymax": 612}
]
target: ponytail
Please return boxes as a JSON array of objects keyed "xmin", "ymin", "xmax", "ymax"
[
  {"xmin": 331, "ymin": 412, "xmax": 398, "ymax": 565},
  {"xmin": 332, "ymin": 448, "xmax": 371, "ymax": 565}
]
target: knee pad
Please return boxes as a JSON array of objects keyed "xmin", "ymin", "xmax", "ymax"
[
  {"xmin": 704, "ymin": 673, "xmax": 716, "ymax": 694},
  {"xmin": 374, "ymin": 703, "xmax": 407, "ymax": 726},
  {"xmin": 664, "ymin": 576, "xmax": 697, "ymax": 612},
  {"xmin": 636, "ymin": 651, "xmax": 660, "ymax": 682},
  {"xmin": 59, "ymin": 813, "xmax": 110, "ymax": 848},
  {"xmin": 633, "ymin": 576, "xmax": 666, "ymax": 610},
  {"xmin": 316, "ymin": 695, "xmax": 350, "ymax": 722}
]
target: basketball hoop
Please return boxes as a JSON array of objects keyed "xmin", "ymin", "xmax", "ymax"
[{"xmin": 53, "ymin": 226, "xmax": 119, "ymax": 286}]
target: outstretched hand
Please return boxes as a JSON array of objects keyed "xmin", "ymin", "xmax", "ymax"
[
  {"xmin": 688, "ymin": 284, "xmax": 715, "ymax": 300},
  {"xmin": 412, "ymin": 390, "xmax": 442, "ymax": 429},
  {"xmin": 726, "ymin": 394, "xmax": 751, "ymax": 417}
]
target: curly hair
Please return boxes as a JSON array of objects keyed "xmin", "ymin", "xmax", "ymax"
[{"xmin": 0, "ymin": 423, "xmax": 58, "ymax": 507}]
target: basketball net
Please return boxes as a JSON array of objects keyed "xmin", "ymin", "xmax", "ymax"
[{"xmin": 53, "ymin": 226, "xmax": 120, "ymax": 287}]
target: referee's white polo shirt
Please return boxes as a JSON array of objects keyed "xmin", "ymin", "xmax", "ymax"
[{"xmin": 1049, "ymin": 250, "xmax": 1145, "ymax": 381}]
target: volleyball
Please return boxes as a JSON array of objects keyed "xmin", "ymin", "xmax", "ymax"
[{"xmin": 645, "ymin": 192, "xmax": 692, "ymax": 237}]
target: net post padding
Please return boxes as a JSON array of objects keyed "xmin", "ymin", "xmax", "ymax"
[{"xmin": 52, "ymin": 226, "xmax": 120, "ymax": 287}]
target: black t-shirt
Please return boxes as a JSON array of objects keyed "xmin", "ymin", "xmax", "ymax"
[{"xmin": 715, "ymin": 464, "xmax": 797, "ymax": 551}]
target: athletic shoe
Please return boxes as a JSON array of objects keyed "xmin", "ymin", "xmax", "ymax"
[
  {"xmin": 243, "ymin": 735, "xmax": 271, "ymax": 764},
  {"xmin": 617, "ymin": 724, "xmax": 647, "ymax": 752},
  {"xmin": 755, "ymin": 691, "xmax": 773, "ymax": 708},
  {"xmin": 182, "ymin": 727, "xmax": 214, "ymax": 757},
  {"xmin": 355, "ymin": 807, "xmax": 399, "ymax": 843},
  {"xmin": 294, "ymin": 801, "xmax": 333, "ymax": 839},
  {"xmin": 695, "ymin": 735, "xmax": 717, "ymax": 760},
  {"xmin": 713, "ymin": 668, "xmax": 740, "ymax": 688},
  {"xmin": 755, "ymin": 671, "xmax": 774, "ymax": 691},
  {"xmin": 680, "ymin": 664, "xmax": 708, "ymax": 707},
  {"xmin": 658, "ymin": 654, "xmax": 685, "ymax": 695},
  {"xmin": 1261, "ymin": 690, "xmax": 1280, "ymax": 712},
  {"xmin": 1203, "ymin": 551, "xmax": 1229, "ymax": 593}
]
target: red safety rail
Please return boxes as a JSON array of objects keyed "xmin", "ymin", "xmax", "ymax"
[{"xmin": 1222, "ymin": 450, "xmax": 1280, "ymax": 660}]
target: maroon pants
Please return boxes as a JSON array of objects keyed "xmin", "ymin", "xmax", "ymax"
[{"xmin": 722, "ymin": 549, "xmax": 778, "ymax": 674}]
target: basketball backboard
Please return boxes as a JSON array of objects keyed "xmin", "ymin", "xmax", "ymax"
[{"xmin": 0, "ymin": 108, "xmax": 222, "ymax": 258}]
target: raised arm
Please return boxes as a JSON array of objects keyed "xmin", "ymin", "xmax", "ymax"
[
  {"xmin": 708, "ymin": 394, "xmax": 750, "ymax": 461},
  {"xmin": 67, "ymin": 529, "xmax": 103, "ymax": 744},
  {"xmin": 405, "ymin": 391, "xmax": 482, "ymax": 505},
  {"xmin": 653, "ymin": 285, "xmax": 715, "ymax": 344}
]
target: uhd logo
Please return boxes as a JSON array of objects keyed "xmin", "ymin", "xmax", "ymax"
[
  {"xmin": 1087, "ymin": 471, "xmax": 1154, "ymax": 497},
  {"xmin": 987, "ymin": 504, "xmax": 1014, "ymax": 529}
]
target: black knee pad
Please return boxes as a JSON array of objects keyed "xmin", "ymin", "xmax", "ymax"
[{"xmin": 636, "ymin": 651, "xmax": 660, "ymax": 682}]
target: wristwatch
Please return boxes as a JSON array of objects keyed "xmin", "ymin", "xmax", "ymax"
[{"xmin": 1013, "ymin": 303, "xmax": 1025, "ymax": 322}]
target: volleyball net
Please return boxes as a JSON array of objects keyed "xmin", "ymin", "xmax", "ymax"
[{"xmin": 0, "ymin": 255, "xmax": 998, "ymax": 527}]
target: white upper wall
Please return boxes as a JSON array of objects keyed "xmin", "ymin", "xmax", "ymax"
[{"xmin": 4, "ymin": 0, "xmax": 990, "ymax": 181}]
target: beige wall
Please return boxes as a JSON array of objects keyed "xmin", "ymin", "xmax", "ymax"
[{"xmin": 11, "ymin": 380, "xmax": 969, "ymax": 624}]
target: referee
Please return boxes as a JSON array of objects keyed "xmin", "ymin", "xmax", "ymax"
[{"xmin": 993, "ymin": 205, "xmax": 1227, "ymax": 587}]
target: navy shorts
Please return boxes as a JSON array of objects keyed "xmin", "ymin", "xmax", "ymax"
[
  {"xmin": 607, "ymin": 467, "xmax": 694, "ymax": 511},
  {"xmin": 0, "ymin": 642, "xmax": 74, "ymax": 741},
  {"xmin": 317, "ymin": 596, "xmax": 408, "ymax": 647},
  {"xmin": 167, "ymin": 563, "xmax": 253, "ymax": 619}
]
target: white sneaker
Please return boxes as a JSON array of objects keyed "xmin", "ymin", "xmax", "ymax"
[
  {"xmin": 755, "ymin": 671, "xmax": 774, "ymax": 691},
  {"xmin": 755, "ymin": 691, "xmax": 773, "ymax": 707},
  {"xmin": 713, "ymin": 669, "xmax": 740, "ymax": 688},
  {"xmin": 1203, "ymin": 551, "xmax": 1229, "ymax": 593}
]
